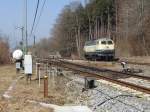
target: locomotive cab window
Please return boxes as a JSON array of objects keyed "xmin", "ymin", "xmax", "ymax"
[
  {"xmin": 108, "ymin": 41, "xmax": 113, "ymax": 45},
  {"xmin": 101, "ymin": 41, "xmax": 106, "ymax": 45},
  {"xmin": 85, "ymin": 41, "xmax": 96, "ymax": 46}
]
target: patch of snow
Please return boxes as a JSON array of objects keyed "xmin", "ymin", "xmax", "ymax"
[
  {"xmin": 28, "ymin": 100, "xmax": 92, "ymax": 112},
  {"xmin": 3, "ymin": 76, "xmax": 23, "ymax": 99}
]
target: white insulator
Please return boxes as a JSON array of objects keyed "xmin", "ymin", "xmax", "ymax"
[{"xmin": 12, "ymin": 49, "xmax": 23, "ymax": 60}]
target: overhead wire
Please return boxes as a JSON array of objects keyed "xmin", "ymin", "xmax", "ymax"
[
  {"xmin": 30, "ymin": 0, "xmax": 40, "ymax": 36},
  {"xmin": 33, "ymin": 0, "xmax": 47, "ymax": 34}
]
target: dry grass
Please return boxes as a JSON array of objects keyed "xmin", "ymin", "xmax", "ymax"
[
  {"xmin": 10, "ymin": 75, "xmax": 68, "ymax": 105},
  {"xmin": 0, "ymin": 65, "xmax": 17, "ymax": 95},
  {"xmin": 0, "ymin": 65, "xmax": 67, "ymax": 112}
]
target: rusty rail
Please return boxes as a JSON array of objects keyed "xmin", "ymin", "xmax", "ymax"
[
  {"xmin": 59, "ymin": 60, "xmax": 150, "ymax": 81},
  {"xmin": 63, "ymin": 64, "xmax": 150, "ymax": 94},
  {"xmin": 36, "ymin": 58, "xmax": 150, "ymax": 94},
  {"xmin": 118, "ymin": 60, "xmax": 150, "ymax": 66}
]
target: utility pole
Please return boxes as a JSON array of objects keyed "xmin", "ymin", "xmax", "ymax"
[
  {"xmin": 101, "ymin": 15, "xmax": 103, "ymax": 37},
  {"xmin": 34, "ymin": 35, "xmax": 36, "ymax": 46},
  {"xmin": 84, "ymin": 0, "xmax": 87, "ymax": 6},
  {"xmin": 16, "ymin": 26, "xmax": 24, "ymax": 52},
  {"xmin": 108, "ymin": 7, "xmax": 110, "ymax": 39},
  {"xmin": 115, "ymin": 0, "xmax": 118, "ymax": 43},
  {"xmin": 141, "ymin": 0, "xmax": 148, "ymax": 55},
  {"xmin": 21, "ymin": 27, "xmax": 24, "ymax": 44},
  {"xmin": 24, "ymin": 0, "xmax": 28, "ymax": 54}
]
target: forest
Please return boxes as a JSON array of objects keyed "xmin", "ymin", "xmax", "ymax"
[
  {"xmin": 34, "ymin": 0, "xmax": 150, "ymax": 58},
  {"xmin": 0, "ymin": 35, "xmax": 10, "ymax": 64}
]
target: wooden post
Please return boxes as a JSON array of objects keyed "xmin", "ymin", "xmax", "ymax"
[{"xmin": 44, "ymin": 75, "xmax": 48, "ymax": 98}]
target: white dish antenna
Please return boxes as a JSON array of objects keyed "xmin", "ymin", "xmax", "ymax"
[{"xmin": 13, "ymin": 49, "xmax": 23, "ymax": 60}]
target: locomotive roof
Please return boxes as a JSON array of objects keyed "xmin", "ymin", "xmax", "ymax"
[
  {"xmin": 96, "ymin": 38, "xmax": 113, "ymax": 41},
  {"xmin": 85, "ymin": 38, "xmax": 113, "ymax": 43}
]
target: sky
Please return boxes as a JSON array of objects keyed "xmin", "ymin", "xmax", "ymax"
[{"xmin": 0, "ymin": 0, "xmax": 85, "ymax": 48}]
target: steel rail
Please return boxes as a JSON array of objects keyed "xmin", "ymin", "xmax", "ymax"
[
  {"xmin": 59, "ymin": 60, "xmax": 150, "ymax": 81},
  {"xmin": 58, "ymin": 61, "xmax": 150, "ymax": 94},
  {"xmin": 118, "ymin": 60, "xmax": 150, "ymax": 66},
  {"xmin": 36, "ymin": 58, "xmax": 150, "ymax": 94}
]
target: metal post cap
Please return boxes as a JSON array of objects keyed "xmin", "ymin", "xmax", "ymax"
[{"xmin": 44, "ymin": 76, "xmax": 48, "ymax": 78}]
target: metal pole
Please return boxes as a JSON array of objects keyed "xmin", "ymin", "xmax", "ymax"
[
  {"xmin": 85, "ymin": 77, "xmax": 87, "ymax": 89},
  {"xmin": 16, "ymin": 26, "xmax": 24, "ymax": 53},
  {"xmin": 21, "ymin": 27, "xmax": 24, "ymax": 53},
  {"xmin": 39, "ymin": 68, "xmax": 41, "ymax": 87},
  {"xmin": 108, "ymin": 7, "xmax": 110, "ymax": 39},
  {"xmin": 44, "ymin": 75, "xmax": 48, "ymax": 98},
  {"xmin": 34, "ymin": 35, "xmax": 36, "ymax": 46},
  {"xmin": 24, "ymin": 0, "xmax": 28, "ymax": 54},
  {"xmin": 21, "ymin": 27, "xmax": 24, "ymax": 44},
  {"xmin": 36, "ymin": 63, "xmax": 40, "ymax": 79}
]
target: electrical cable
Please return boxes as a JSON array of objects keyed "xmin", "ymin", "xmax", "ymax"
[
  {"xmin": 30, "ymin": 0, "xmax": 40, "ymax": 36},
  {"xmin": 33, "ymin": 0, "xmax": 47, "ymax": 34},
  {"xmin": 92, "ymin": 89, "xmax": 143, "ymax": 112}
]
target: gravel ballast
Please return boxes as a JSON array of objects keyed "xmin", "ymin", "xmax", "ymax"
[{"xmin": 64, "ymin": 72, "xmax": 150, "ymax": 112}]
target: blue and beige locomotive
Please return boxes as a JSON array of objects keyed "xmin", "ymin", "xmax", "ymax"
[{"xmin": 83, "ymin": 38, "xmax": 115, "ymax": 60}]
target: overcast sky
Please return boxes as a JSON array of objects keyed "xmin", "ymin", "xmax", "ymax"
[{"xmin": 0, "ymin": 0, "xmax": 84, "ymax": 48}]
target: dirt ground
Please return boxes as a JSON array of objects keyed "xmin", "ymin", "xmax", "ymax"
[
  {"xmin": 120, "ymin": 56, "xmax": 150, "ymax": 63},
  {"xmin": 0, "ymin": 65, "xmax": 17, "ymax": 96},
  {"xmin": 0, "ymin": 65, "xmax": 71, "ymax": 112},
  {"xmin": 67, "ymin": 56, "xmax": 150, "ymax": 71}
]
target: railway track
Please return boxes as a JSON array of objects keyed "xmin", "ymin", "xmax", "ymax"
[
  {"xmin": 60, "ymin": 60, "xmax": 150, "ymax": 81},
  {"xmin": 118, "ymin": 60, "xmax": 150, "ymax": 66},
  {"xmin": 36, "ymin": 58, "xmax": 150, "ymax": 94},
  {"xmin": 62, "ymin": 58, "xmax": 150, "ymax": 66}
]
